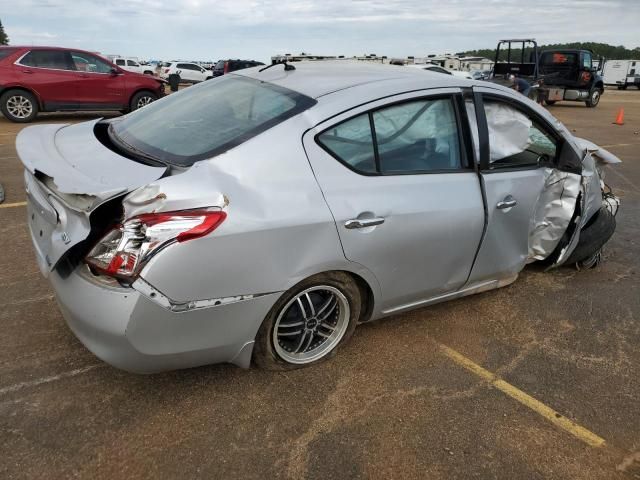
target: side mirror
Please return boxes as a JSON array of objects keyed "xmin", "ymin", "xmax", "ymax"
[{"xmin": 110, "ymin": 68, "xmax": 120, "ymax": 75}]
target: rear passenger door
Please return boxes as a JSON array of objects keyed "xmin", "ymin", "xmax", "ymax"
[
  {"xmin": 303, "ymin": 90, "xmax": 485, "ymax": 313},
  {"xmin": 16, "ymin": 50, "xmax": 78, "ymax": 108}
]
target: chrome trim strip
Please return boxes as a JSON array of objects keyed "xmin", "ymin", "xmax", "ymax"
[{"xmin": 14, "ymin": 50, "xmax": 117, "ymax": 75}]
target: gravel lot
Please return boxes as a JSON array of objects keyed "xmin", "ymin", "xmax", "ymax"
[{"xmin": 0, "ymin": 89, "xmax": 639, "ymax": 479}]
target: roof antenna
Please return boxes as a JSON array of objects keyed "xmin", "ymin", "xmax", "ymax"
[{"xmin": 259, "ymin": 61, "xmax": 296, "ymax": 73}]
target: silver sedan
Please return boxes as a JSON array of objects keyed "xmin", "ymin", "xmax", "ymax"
[{"xmin": 18, "ymin": 61, "xmax": 620, "ymax": 372}]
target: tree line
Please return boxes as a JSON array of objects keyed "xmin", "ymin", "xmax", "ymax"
[{"xmin": 460, "ymin": 42, "xmax": 640, "ymax": 61}]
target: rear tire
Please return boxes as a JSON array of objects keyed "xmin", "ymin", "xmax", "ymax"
[
  {"xmin": 0, "ymin": 89, "xmax": 38, "ymax": 123},
  {"xmin": 130, "ymin": 91, "xmax": 157, "ymax": 111},
  {"xmin": 545, "ymin": 100, "xmax": 557, "ymax": 106},
  {"xmin": 253, "ymin": 272, "xmax": 361, "ymax": 370},
  {"xmin": 585, "ymin": 88, "xmax": 601, "ymax": 108}
]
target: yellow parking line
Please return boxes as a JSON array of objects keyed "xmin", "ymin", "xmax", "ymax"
[
  {"xmin": 0, "ymin": 201, "xmax": 27, "ymax": 209},
  {"xmin": 600, "ymin": 143, "xmax": 640, "ymax": 148},
  {"xmin": 438, "ymin": 343, "xmax": 606, "ymax": 448}
]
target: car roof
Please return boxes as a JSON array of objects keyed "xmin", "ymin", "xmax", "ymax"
[
  {"xmin": 3, "ymin": 45, "xmax": 98, "ymax": 55},
  {"xmin": 235, "ymin": 60, "xmax": 466, "ymax": 99}
]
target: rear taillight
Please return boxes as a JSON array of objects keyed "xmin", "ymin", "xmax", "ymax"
[
  {"xmin": 223, "ymin": 61, "xmax": 229, "ymax": 74},
  {"xmin": 85, "ymin": 209, "xmax": 226, "ymax": 281}
]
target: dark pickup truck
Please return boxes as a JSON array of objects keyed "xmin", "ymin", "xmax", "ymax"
[{"xmin": 490, "ymin": 39, "xmax": 605, "ymax": 108}]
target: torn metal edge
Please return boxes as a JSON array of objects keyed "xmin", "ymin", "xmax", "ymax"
[{"xmin": 132, "ymin": 277, "xmax": 277, "ymax": 313}]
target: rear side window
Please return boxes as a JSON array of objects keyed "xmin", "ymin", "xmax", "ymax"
[
  {"xmin": 20, "ymin": 50, "xmax": 73, "ymax": 70},
  {"xmin": 541, "ymin": 52, "xmax": 577, "ymax": 65},
  {"xmin": 115, "ymin": 59, "xmax": 125, "ymax": 66},
  {"xmin": 318, "ymin": 97, "xmax": 463, "ymax": 175},
  {"xmin": 110, "ymin": 75, "xmax": 316, "ymax": 166},
  {"xmin": 317, "ymin": 114, "xmax": 376, "ymax": 173},
  {"xmin": 0, "ymin": 48, "xmax": 19, "ymax": 61},
  {"xmin": 177, "ymin": 63, "xmax": 199, "ymax": 71}
]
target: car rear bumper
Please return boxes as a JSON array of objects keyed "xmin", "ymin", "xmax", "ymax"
[{"xmin": 50, "ymin": 266, "xmax": 280, "ymax": 373}]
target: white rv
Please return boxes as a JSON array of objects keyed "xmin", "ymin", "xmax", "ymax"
[{"xmin": 603, "ymin": 60, "xmax": 640, "ymax": 89}]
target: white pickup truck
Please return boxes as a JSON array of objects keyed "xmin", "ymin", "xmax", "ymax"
[{"xmin": 111, "ymin": 57, "xmax": 154, "ymax": 75}]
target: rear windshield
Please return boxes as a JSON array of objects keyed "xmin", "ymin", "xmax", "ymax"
[
  {"xmin": 0, "ymin": 48, "xmax": 19, "ymax": 61},
  {"xmin": 541, "ymin": 52, "xmax": 578, "ymax": 65},
  {"xmin": 110, "ymin": 75, "xmax": 316, "ymax": 166}
]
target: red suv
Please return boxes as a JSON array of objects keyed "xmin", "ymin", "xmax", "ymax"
[{"xmin": 0, "ymin": 46, "xmax": 166, "ymax": 123}]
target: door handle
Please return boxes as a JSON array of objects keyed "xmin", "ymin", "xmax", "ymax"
[
  {"xmin": 21, "ymin": 69, "xmax": 33, "ymax": 74},
  {"xmin": 344, "ymin": 217, "xmax": 385, "ymax": 229},
  {"xmin": 496, "ymin": 196, "xmax": 517, "ymax": 210}
]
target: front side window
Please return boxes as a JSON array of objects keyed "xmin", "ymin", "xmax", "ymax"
[
  {"xmin": 127, "ymin": 60, "xmax": 139, "ymax": 67},
  {"xmin": 20, "ymin": 50, "xmax": 73, "ymax": 70},
  {"xmin": 318, "ymin": 97, "xmax": 463, "ymax": 175},
  {"xmin": 110, "ymin": 75, "xmax": 316, "ymax": 166},
  {"xmin": 70, "ymin": 52, "xmax": 113, "ymax": 73},
  {"xmin": 483, "ymin": 100, "xmax": 557, "ymax": 169}
]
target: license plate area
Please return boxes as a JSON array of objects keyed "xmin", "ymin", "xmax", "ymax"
[
  {"xmin": 25, "ymin": 173, "xmax": 60, "ymax": 272},
  {"xmin": 548, "ymin": 88, "xmax": 564, "ymax": 101}
]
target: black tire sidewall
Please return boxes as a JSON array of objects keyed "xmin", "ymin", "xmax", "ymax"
[
  {"xmin": 1, "ymin": 90, "xmax": 38, "ymax": 123},
  {"xmin": 253, "ymin": 272, "xmax": 361, "ymax": 370},
  {"xmin": 586, "ymin": 88, "xmax": 601, "ymax": 108},
  {"xmin": 130, "ymin": 91, "xmax": 158, "ymax": 111}
]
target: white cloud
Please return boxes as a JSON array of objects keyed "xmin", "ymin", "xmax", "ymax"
[{"xmin": 1, "ymin": 0, "xmax": 638, "ymax": 61}]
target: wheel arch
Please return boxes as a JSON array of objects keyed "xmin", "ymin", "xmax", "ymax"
[
  {"xmin": 128, "ymin": 87, "xmax": 158, "ymax": 107},
  {"xmin": 0, "ymin": 85, "xmax": 44, "ymax": 109},
  {"xmin": 278, "ymin": 267, "xmax": 379, "ymax": 324}
]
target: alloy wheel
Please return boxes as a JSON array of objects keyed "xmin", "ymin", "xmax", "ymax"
[
  {"xmin": 6, "ymin": 95, "xmax": 33, "ymax": 119},
  {"xmin": 136, "ymin": 96, "xmax": 155, "ymax": 109},
  {"xmin": 273, "ymin": 285, "xmax": 350, "ymax": 364}
]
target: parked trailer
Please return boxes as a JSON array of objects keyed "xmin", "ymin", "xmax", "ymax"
[{"xmin": 603, "ymin": 60, "xmax": 640, "ymax": 89}]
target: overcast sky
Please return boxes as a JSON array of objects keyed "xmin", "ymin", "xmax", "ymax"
[{"xmin": 1, "ymin": 0, "xmax": 639, "ymax": 62}]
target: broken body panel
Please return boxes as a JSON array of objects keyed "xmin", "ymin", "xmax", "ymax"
[{"xmin": 17, "ymin": 71, "xmax": 620, "ymax": 372}]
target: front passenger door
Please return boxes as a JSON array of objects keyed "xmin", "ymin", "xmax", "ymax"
[
  {"xmin": 466, "ymin": 91, "xmax": 565, "ymax": 283},
  {"xmin": 70, "ymin": 52, "xmax": 125, "ymax": 108}
]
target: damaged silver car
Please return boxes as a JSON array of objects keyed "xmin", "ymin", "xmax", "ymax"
[{"xmin": 18, "ymin": 62, "xmax": 620, "ymax": 373}]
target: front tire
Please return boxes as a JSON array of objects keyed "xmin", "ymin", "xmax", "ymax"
[
  {"xmin": 0, "ymin": 89, "xmax": 38, "ymax": 123},
  {"xmin": 545, "ymin": 100, "xmax": 557, "ymax": 106},
  {"xmin": 253, "ymin": 272, "xmax": 361, "ymax": 370},
  {"xmin": 130, "ymin": 91, "xmax": 157, "ymax": 111}
]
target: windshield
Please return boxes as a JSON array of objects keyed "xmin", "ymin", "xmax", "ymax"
[{"xmin": 110, "ymin": 75, "xmax": 316, "ymax": 166}]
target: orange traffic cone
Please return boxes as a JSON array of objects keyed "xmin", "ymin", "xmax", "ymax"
[{"xmin": 613, "ymin": 108, "xmax": 625, "ymax": 125}]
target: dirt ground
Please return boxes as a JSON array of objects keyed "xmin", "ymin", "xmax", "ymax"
[{"xmin": 0, "ymin": 88, "xmax": 639, "ymax": 479}]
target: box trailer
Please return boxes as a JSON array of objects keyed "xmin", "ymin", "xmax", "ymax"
[{"xmin": 603, "ymin": 60, "xmax": 640, "ymax": 89}]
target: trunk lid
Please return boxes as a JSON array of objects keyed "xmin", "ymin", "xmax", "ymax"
[{"xmin": 18, "ymin": 119, "xmax": 166, "ymax": 276}]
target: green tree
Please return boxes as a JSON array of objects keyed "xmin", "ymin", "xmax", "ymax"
[
  {"xmin": 461, "ymin": 42, "xmax": 640, "ymax": 61},
  {"xmin": 0, "ymin": 19, "xmax": 8, "ymax": 45}
]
